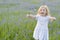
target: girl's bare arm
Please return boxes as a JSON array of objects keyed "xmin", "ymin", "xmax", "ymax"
[
  {"xmin": 49, "ymin": 16, "xmax": 56, "ymax": 21},
  {"xmin": 26, "ymin": 14, "xmax": 36, "ymax": 19}
]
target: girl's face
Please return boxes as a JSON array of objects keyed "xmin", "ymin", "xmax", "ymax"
[{"xmin": 39, "ymin": 7, "xmax": 47, "ymax": 16}]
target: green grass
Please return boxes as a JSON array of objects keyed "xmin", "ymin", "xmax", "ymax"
[{"xmin": 0, "ymin": 10, "xmax": 60, "ymax": 40}]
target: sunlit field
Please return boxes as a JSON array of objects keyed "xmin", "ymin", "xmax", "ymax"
[{"xmin": 0, "ymin": 0, "xmax": 60, "ymax": 40}]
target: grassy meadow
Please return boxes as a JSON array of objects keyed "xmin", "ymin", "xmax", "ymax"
[{"xmin": 0, "ymin": 0, "xmax": 60, "ymax": 40}]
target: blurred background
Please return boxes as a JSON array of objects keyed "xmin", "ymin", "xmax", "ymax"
[{"xmin": 0, "ymin": 0, "xmax": 60, "ymax": 40}]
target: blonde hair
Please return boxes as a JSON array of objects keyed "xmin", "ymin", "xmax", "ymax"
[{"xmin": 37, "ymin": 5, "xmax": 50, "ymax": 16}]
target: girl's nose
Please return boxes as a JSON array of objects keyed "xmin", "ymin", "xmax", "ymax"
[{"xmin": 41, "ymin": 10, "xmax": 44, "ymax": 13}]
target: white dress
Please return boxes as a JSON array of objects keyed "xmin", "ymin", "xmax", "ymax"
[{"xmin": 33, "ymin": 15, "xmax": 50, "ymax": 40}]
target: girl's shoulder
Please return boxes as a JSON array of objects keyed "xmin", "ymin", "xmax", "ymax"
[{"xmin": 47, "ymin": 16, "xmax": 51, "ymax": 18}]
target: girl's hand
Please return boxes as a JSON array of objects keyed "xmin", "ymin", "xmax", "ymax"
[
  {"xmin": 26, "ymin": 14, "xmax": 32, "ymax": 17},
  {"xmin": 53, "ymin": 17, "xmax": 56, "ymax": 20},
  {"xmin": 26, "ymin": 14, "xmax": 29, "ymax": 17}
]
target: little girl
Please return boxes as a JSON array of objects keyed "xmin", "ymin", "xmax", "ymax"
[{"xmin": 27, "ymin": 5, "xmax": 56, "ymax": 40}]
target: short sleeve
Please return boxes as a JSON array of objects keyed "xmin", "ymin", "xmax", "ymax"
[
  {"xmin": 47, "ymin": 16, "xmax": 51, "ymax": 21},
  {"xmin": 48, "ymin": 16, "xmax": 50, "ymax": 18},
  {"xmin": 35, "ymin": 15, "xmax": 39, "ymax": 20}
]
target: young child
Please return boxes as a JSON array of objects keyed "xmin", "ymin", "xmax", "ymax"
[{"xmin": 27, "ymin": 5, "xmax": 56, "ymax": 40}]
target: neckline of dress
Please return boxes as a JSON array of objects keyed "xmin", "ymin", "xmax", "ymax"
[{"xmin": 39, "ymin": 15, "xmax": 47, "ymax": 17}]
